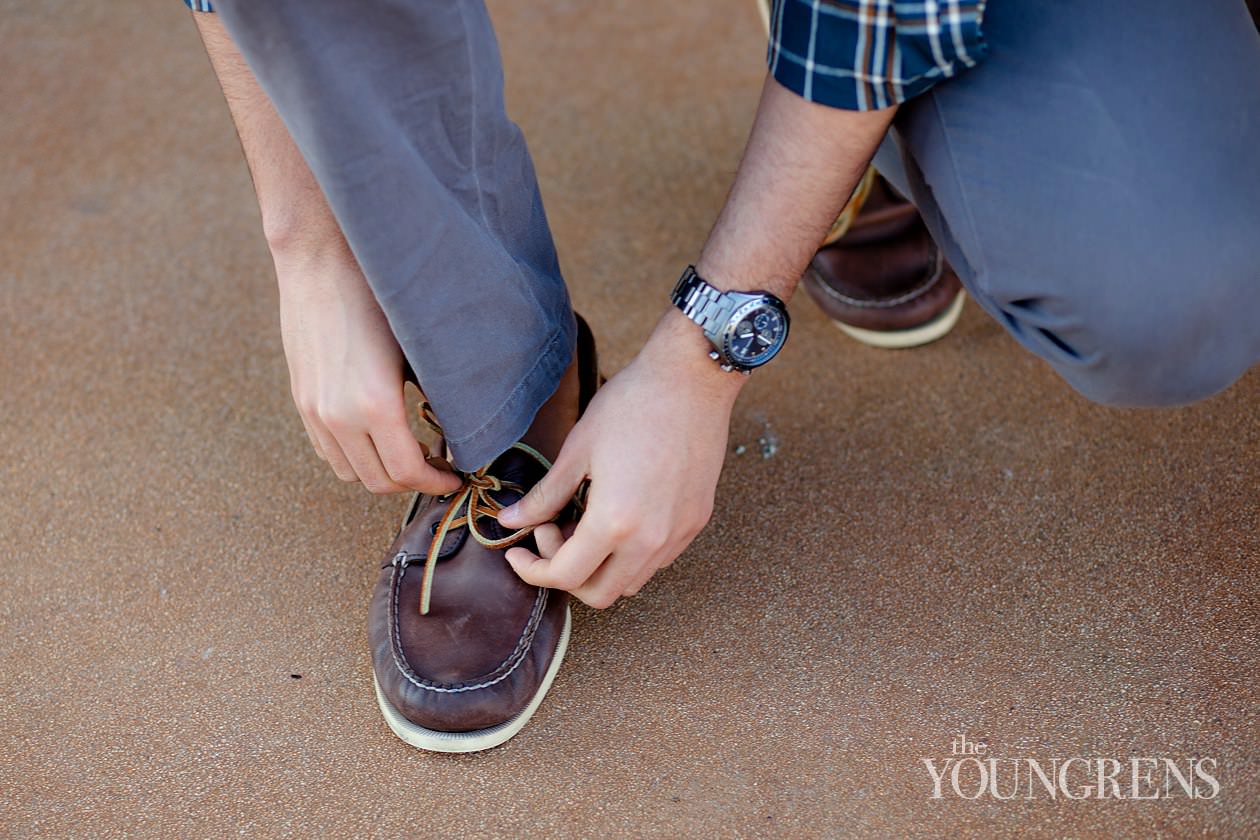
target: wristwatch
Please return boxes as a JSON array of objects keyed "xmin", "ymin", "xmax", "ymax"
[{"xmin": 670, "ymin": 265, "xmax": 790, "ymax": 374}]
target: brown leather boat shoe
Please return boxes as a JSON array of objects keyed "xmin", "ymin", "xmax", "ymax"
[
  {"xmin": 368, "ymin": 315, "xmax": 599, "ymax": 753},
  {"xmin": 802, "ymin": 174, "xmax": 965, "ymax": 349}
]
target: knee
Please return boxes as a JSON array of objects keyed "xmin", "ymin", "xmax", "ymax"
[
  {"xmin": 1000, "ymin": 256, "xmax": 1259, "ymax": 408},
  {"xmin": 1063, "ymin": 331, "xmax": 1242, "ymax": 409}
]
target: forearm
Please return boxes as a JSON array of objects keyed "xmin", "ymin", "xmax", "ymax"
[
  {"xmin": 643, "ymin": 75, "xmax": 896, "ymax": 391},
  {"xmin": 193, "ymin": 13, "xmax": 346, "ymax": 261},
  {"xmin": 698, "ymin": 76, "xmax": 896, "ymax": 298}
]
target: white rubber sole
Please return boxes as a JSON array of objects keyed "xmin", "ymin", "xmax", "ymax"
[
  {"xmin": 373, "ymin": 606, "xmax": 571, "ymax": 753},
  {"xmin": 836, "ymin": 289, "xmax": 966, "ymax": 350}
]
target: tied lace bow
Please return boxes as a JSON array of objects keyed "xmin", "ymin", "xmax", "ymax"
[{"xmin": 408, "ymin": 403, "xmax": 558, "ymax": 615}]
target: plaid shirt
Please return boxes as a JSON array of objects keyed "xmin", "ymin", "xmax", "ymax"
[{"xmin": 768, "ymin": 0, "xmax": 989, "ymax": 111}]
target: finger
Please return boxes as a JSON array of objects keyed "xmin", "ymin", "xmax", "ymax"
[
  {"xmin": 506, "ymin": 521, "xmax": 614, "ymax": 592},
  {"xmin": 309, "ymin": 419, "xmax": 358, "ymax": 482},
  {"xmin": 336, "ymin": 432, "xmax": 407, "ymax": 494},
  {"xmin": 290, "ymin": 387, "xmax": 328, "ymax": 461},
  {"xmin": 572, "ymin": 522, "xmax": 688, "ymax": 607},
  {"xmin": 296, "ymin": 412, "xmax": 326, "ymax": 461},
  {"xmin": 569, "ymin": 545, "xmax": 654, "ymax": 609},
  {"xmin": 370, "ymin": 411, "xmax": 462, "ymax": 495},
  {"xmin": 531, "ymin": 522, "xmax": 565, "ymax": 558},
  {"xmin": 620, "ymin": 544, "xmax": 679, "ymax": 599},
  {"xmin": 498, "ymin": 453, "xmax": 586, "ymax": 528}
]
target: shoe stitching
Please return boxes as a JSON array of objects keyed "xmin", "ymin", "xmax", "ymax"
[
  {"xmin": 389, "ymin": 556, "xmax": 547, "ymax": 694},
  {"xmin": 387, "ymin": 554, "xmax": 548, "ymax": 694},
  {"xmin": 810, "ymin": 246, "xmax": 945, "ymax": 310}
]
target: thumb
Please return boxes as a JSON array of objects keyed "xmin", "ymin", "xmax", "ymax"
[{"xmin": 499, "ymin": 452, "xmax": 585, "ymax": 528}]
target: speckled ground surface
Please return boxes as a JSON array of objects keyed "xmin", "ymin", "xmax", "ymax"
[{"xmin": 2, "ymin": 1, "xmax": 1258, "ymax": 837}]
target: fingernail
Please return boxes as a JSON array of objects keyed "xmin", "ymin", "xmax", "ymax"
[{"xmin": 499, "ymin": 503, "xmax": 519, "ymax": 522}]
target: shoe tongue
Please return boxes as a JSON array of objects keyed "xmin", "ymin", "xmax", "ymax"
[
  {"xmin": 487, "ymin": 445, "xmax": 548, "ymax": 494},
  {"xmin": 477, "ymin": 446, "xmax": 547, "ymax": 541}
]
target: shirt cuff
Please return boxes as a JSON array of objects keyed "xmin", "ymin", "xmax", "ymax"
[{"xmin": 767, "ymin": 0, "xmax": 989, "ymax": 111}]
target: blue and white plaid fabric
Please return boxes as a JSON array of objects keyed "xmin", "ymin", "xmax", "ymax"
[
  {"xmin": 184, "ymin": 0, "xmax": 213, "ymax": 11},
  {"xmin": 768, "ymin": 0, "xmax": 988, "ymax": 111}
]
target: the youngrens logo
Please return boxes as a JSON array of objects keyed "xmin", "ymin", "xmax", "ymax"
[{"xmin": 922, "ymin": 734, "xmax": 1220, "ymax": 801}]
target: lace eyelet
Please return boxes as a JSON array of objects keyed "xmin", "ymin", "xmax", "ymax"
[{"xmin": 429, "ymin": 521, "xmax": 441, "ymax": 536}]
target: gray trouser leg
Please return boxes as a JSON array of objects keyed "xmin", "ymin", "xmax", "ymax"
[
  {"xmin": 212, "ymin": 0, "xmax": 574, "ymax": 470},
  {"xmin": 879, "ymin": 0, "xmax": 1260, "ymax": 406}
]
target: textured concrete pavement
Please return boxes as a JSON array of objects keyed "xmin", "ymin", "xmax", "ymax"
[{"xmin": 2, "ymin": 1, "xmax": 1258, "ymax": 837}]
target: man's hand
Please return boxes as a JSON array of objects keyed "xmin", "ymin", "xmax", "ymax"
[
  {"xmin": 274, "ymin": 242, "xmax": 462, "ymax": 496},
  {"xmin": 498, "ymin": 311, "xmax": 743, "ymax": 608}
]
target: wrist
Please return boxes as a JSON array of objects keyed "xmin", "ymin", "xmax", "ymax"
[
  {"xmin": 270, "ymin": 231, "xmax": 359, "ymax": 289},
  {"xmin": 639, "ymin": 309, "xmax": 749, "ymax": 402},
  {"xmin": 265, "ymin": 213, "xmax": 354, "ymax": 268},
  {"xmin": 694, "ymin": 252, "xmax": 798, "ymax": 304}
]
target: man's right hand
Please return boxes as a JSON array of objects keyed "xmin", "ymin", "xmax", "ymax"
[
  {"xmin": 273, "ymin": 242, "xmax": 462, "ymax": 497},
  {"xmin": 498, "ymin": 309, "xmax": 743, "ymax": 607}
]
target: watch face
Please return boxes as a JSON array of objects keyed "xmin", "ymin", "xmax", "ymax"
[{"xmin": 725, "ymin": 300, "xmax": 788, "ymax": 368}]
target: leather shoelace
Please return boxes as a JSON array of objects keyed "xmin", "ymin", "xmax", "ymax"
[{"xmin": 409, "ymin": 403, "xmax": 554, "ymax": 616}]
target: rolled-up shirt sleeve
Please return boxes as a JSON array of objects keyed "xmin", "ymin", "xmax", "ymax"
[{"xmin": 768, "ymin": 0, "xmax": 989, "ymax": 111}]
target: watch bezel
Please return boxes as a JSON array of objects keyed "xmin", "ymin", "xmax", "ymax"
[{"xmin": 718, "ymin": 294, "xmax": 790, "ymax": 371}]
